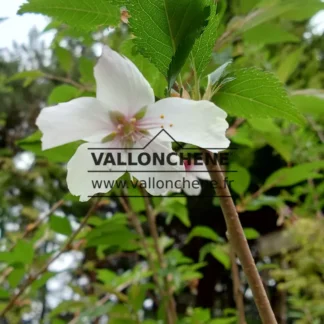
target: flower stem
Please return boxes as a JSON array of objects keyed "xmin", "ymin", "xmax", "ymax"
[{"xmin": 202, "ymin": 150, "xmax": 277, "ymax": 324}]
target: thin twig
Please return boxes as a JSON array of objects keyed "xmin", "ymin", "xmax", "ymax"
[
  {"xmin": 141, "ymin": 192, "xmax": 177, "ymax": 324},
  {"xmin": 230, "ymin": 246, "xmax": 247, "ymax": 324},
  {"xmin": 119, "ymin": 197, "xmax": 165, "ymax": 297},
  {"xmin": 202, "ymin": 151, "xmax": 277, "ymax": 324},
  {"xmin": 0, "ymin": 199, "xmax": 100, "ymax": 317},
  {"xmin": 44, "ymin": 74, "xmax": 94, "ymax": 92}
]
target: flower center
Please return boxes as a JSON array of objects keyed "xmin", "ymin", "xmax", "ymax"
[{"xmin": 102, "ymin": 107, "xmax": 148, "ymax": 148}]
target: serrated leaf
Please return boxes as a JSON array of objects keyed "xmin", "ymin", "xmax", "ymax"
[
  {"xmin": 48, "ymin": 85, "xmax": 81, "ymax": 105},
  {"xmin": 192, "ymin": 1, "xmax": 220, "ymax": 78},
  {"xmin": 186, "ymin": 226, "xmax": 220, "ymax": 243},
  {"xmin": 129, "ymin": 0, "xmax": 210, "ymax": 87},
  {"xmin": 265, "ymin": 161, "xmax": 324, "ymax": 187},
  {"xmin": 18, "ymin": 0, "xmax": 121, "ymax": 30},
  {"xmin": 50, "ymin": 215, "xmax": 72, "ymax": 236},
  {"xmin": 213, "ymin": 67, "xmax": 305, "ymax": 125},
  {"xmin": 244, "ymin": 22, "xmax": 299, "ymax": 45}
]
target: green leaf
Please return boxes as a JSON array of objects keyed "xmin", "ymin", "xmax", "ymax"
[
  {"xmin": 50, "ymin": 215, "xmax": 72, "ymax": 236},
  {"xmin": 31, "ymin": 272, "xmax": 56, "ymax": 292},
  {"xmin": 186, "ymin": 226, "xmax": 220, "ymax": 243},
  {"xmin": 55, "ymin": 46, "xmax": 74, "ymax": 73},
  {"xmin": 265, "ymin": 161, "xmax": 324, "ymax": 187},
  {"xmin": 9, "ymin": 70, "xmax": 44, "ymax": 87},
  {"xmin": 14, "ymin": 241, "xmax": 34, "ymax": 265},
  {"xmin": 129, "ymin": 0, "xmax": 210, "ymax": 86},
  {"xmin": 276, "ymin": 47, "xmax": 303, "ymax": 83},
  {"xmin": 8, "ymin": 267, "xmax": 25, "ymax": 288},
  {"xmin": 48, "ymin": 85, "xmax": 81, "ymax": 105},
  {"xmin": 243, "ymin": 228, "xmax": 260, "ymax": 239},
  {"xmin": 18, "ymin": 0, "xmax": 121, "ymax": 30},
  {"xmin": 291, "ymin": 95, "xmax": 324, "ymax": 116},
  {"xmin": 199, "ymin": 243, "xmax": 230, "ymax": 269},
  {"xmin": 163, "ymin": 198, "xmax": 190, "ymax": 227},
  {"xmin": 281, "ymin": 0, "xmax": 324, "ymax": 21},
  {"xmin": 17, "ymin": 131, "xmax": 81, "ymax": 163},
  {"xmin": 228, "ymin": 163, "xmax": 250, "ymax": 195},
  {"xmin": 244, "ymin": 23, "xmax": 299, "ymax": 45},
  {"xmin": 242, "ymin": 0, "xmax": 311, "ymax": 32},
  {"xmin": 79, "ymin": 57, "xmax": 95, "ymax": 84},
  {"xmin": 192, "ymin": 1, "xmax": 220, "ymax": 78},
  {"xmin": 208, "ymin": 60, "xmax": 233, "ymax": 86},
  {"xmin": 213, "ymin": 67, "xmax": 305, "ymax": 125},
  {"xmin": 128, "ymin": 284, "xmax": 150, "ymax": 311}
]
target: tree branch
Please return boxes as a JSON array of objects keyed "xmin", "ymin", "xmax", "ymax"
[
  {"xmin": 0, "ymin": 199, "xmax": 100, "ymax": 317},
  {"xmin": 202, "ymin": 151, "xmax": 277, "ymax": 324}
]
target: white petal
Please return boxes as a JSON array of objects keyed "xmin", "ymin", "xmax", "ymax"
[
  {"xmin": 36, "ymin": 97, "xmax": 113, "ymax": 150},
  {"xmin": 128, "ymin": 138, "xmax": 185, "ymax": 195},
  {"xmin": 145, "ymin": 98, "xmax": 230, "ymax": 152},
  {"xmin": 94, "ymin": 46, "xmax": 155, "ymax": 116},
  {"xmin": 189, "ymin": 163, "xmax": 211, "ymax": 181},
  {"xmin": 67, "ymin": 142, "xmax": 127, "ymax": 202},
  {"xmin": 183, "ymin": 173, "xmax": 202, "ymax": 196}
]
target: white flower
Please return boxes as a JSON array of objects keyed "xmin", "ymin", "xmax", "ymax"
[
  {"xmin": 182, "ymin": 160, "xmax": 212, "ymax": 196},
  {"xmin": 36, "ymin": 46, "xmax": 229, "ymax": 201}
]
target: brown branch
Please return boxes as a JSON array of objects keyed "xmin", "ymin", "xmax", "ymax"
[
  {"xmin": 142, "ymin": 193, "xmax": 177, "ymax": 324},
  {"xmin": 0, "ymin": 199, "xmax": 100, "ymax": 317},
  {"xmin": 230, "ymin": 246, "xmax": 247, "ymax": 324},
  {"xmin": 44, "ymin": 74, "xmax": 94, "ymax": 92},
  {"xmin": 202, "ymin": 151, "xmax": 277, "ymax": 324}
]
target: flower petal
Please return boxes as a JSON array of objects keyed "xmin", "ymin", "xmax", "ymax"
[
  {"xmin": 183, "ymin": 173, "xmax": 202, "ymax": 196},
  {"xmin": 145, "ymin": 98, "xmax": 230, "ymax": 152},
  {"xmin": 36, "ymin": 97, "xmax": 113, "ymax": 150},
  {"xmin": 128, "ymin": 138, "xmax": 185, "ymax": 195},
  {"xmin": 67, "ymin": 142, "xmax": 127, "ymax": 202},
  {"xmin": 189, "ymin": 163, "xmax": 211, "ymax": 181},
  {"xmin": 94, "ymin": 46, "xmax": 155, "ymax": 116}
]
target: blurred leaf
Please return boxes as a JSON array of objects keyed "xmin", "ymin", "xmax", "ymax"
[
  {"xmin": 0, "ymin": 289, "xmax": 9, "ymax": 299},
  {"xmin": 243, "ymin": 228, "xmax": 260, "ymax": 239},
  {"xmin": 214, "ymin": 67, "xmax": 305, "ymax": 125},
  {"xmin": 8, "ymin": 267, "xmax": 25, "ymax": 288},
  {"xmin": 18, "ymin": 0, "xmax": 121, "ymax": 30},
  {"xmin": 277, "ymin": 47, "xmax": 303, "ymax": 83},
  {"xmin": 17, "ymin": 130, "xmax": 81, "ymax": 163},
  {"xmin": 50, "ymin": 215, "xmax": 72, "ymax": 236},
  {"xmin": 192, "ymin": 1, "xmax": 220, "ymax": 78},
  {"xmin": 228, "ymin": 163, "xmax": 250, "ymax": 195},
  {"xmin": 9, "ymin": 70, "xmax": 44, "ymax": 87},
  {"xmin": 244, "ymin": 22, "xmax": 299, "ymax": 45},
  {"xmin": 164, "ymin": 198, "xmax": 190, "ymax": 227},
  {"xmin": 186, "ymin": 226, "xmax": 220, "ymax": 243},
  {"xmin": 55, "ymin": 46, "xmax": 74, "ymax": 73},
  {"xmin": 199, "ymin": 243, "xmax": 230, "ymax": 269},
  {"xmin": 48, "ymin": 85, "xmax": 81, "ymax": 105},
  {"xmin": 129, "ymin": 0, "xmax": 210, "ymax": 87},
  {"xmin": 128, "ymin": 284, "xmax": 150, "ymax": 311},
  {"xmin": 79, "ymin": 57, "xmax": 95, "ymax": 84},
  {"xmin": 265, "ymin": 161, "xmax": 324, "ymax": 187},
  {"xmin": 291, "ymin": 95, "xmax": 324, "ymax": 116},
  {"xmin": 31, "ymin": 272, "xmax": 55, "ymax": 292}
]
